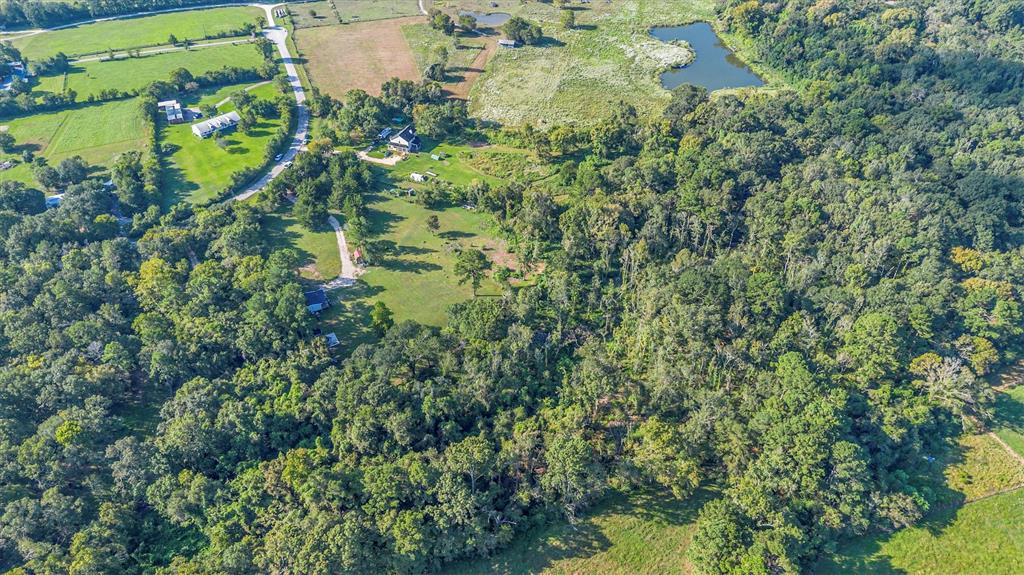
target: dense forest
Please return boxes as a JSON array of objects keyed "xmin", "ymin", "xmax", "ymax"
[{"xmin": 4, "ymin": 0, "xmax": 1024, "ymax": 573}]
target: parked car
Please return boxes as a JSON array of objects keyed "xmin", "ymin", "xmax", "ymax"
[{"xmin": 274, "ymin": 153, "xmax": 283, "ymax": 161}]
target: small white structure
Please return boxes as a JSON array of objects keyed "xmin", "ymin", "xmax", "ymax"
[
  {"xmin": 410, "ymin": 172, "xmax": 427, "ymax": 183},
  {"xmin": 324, "ymin": 332, "xmax": 340, "ymax": 349},
  {"xmin": 192, "ymin": 111, "xmax": 241, "ymax": 138},
  {"xmin": 158, "ymin": 100, "xmax": 184, "ymax": 124},
  {"xmin": 498, "ymin": 39, "xmax": 519, "ymax": 48}
]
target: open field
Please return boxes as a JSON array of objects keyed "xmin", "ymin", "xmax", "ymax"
[
  {"xmin": 37, "ymin": 42, "xmax": 265, "ymax": 101},
  {"xmin": 11, "ymin": 6, "xmax": 263, "ymax": 60},
  {"xmin": 817, "ymin": 385, "xmax": 1024, "ymax": 574},
  {"xmin": 0, "ymin": 98, "xmax": 146, "ymax": 177},
  {"xmin": 995, "ymin": 384, "xmax": 1024, "ymax": 457},
  {"xmin": 295, "ymin": 16, "xmax": 422, "ymax": 98},
  {"xmin": 263, "ymin": 208, "xmax": 341, "ymax": 280},
  {"xmin": 401, "ymin": 22, "xmax": 493, "ymax": 98},
  {"xmin": 334, "ymin": 0, "xmax": 421, "ymax": 22},
  {"xmin": 434, "ymin": 0, "xmax": 723, "ymax": 126},
  {"xmin": 161, "ymin": 81, "xmax": 286, "ymax": 206},
  {"xmin": 449, "ymin": 490, "xmax": 713, "ymax": 575},
  {"xmin": 288, "ymin": 1, "xmax": 342, "ymax": 28},
  {"xmin": 817, "ymin": 487, "xmax": 1024, "ymax": 574}
]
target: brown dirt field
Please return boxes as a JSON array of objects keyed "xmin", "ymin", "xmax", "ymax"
[{"xmin": 295, "ymin": 16, "xmax": 424, "ymax": 98}]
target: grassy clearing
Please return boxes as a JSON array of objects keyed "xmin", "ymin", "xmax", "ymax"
[
  {"xmin": 288, "ymin": 1, "xmax": 342, "ymax": 28},
  {"xmin": 263, "ymin": 208, "xmax": 341, "ymax": 280},
  {"xmin": 40, "ymin": 43, "xmax": 265, "ymax": 101},
  {"xmin": 817, "ymin": 487, "xmax": 1024, "ymax": 574},
  {"xmin": 995, "ymin": 385, "xmax": 1024, "ymax": 458},
  {"xmin": 943, "ymin": 432, "xmax": 1024, "ymax": 502},
  {"xmin": 355, "ymin": 192, "xmax": 501, "ymax": 325},
  {"xmin": 11, "ymin": 6, "xmax": 263, "ymax": 60},
  {"xmin": 295, "ymin": 17, "xmax": 422, "ymax": 98},
  {"xmin": 161, "ymin": 81, "xmax": 286, "ymax": 206},
  {"xmin": 402, "ymin": 22, "xmax": 492, "ymax": 96},
  {"xmin": 449, "ymin": 489, "xmax": 713, "ymax": 575},
  {"xmin": 0, "ymin": 99, "xmax": 146, "ymax": 183},
  {"xmin": 333, "ymin": 0, "xmax": 422, "ymax": 23},
  {"xmin": 441, "ymin": 0, "xmax": 725, "ymax": 126}
]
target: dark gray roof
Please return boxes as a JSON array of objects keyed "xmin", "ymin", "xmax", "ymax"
[{"xmin": 304, "ymin": 288, "xmax": 329, "ymax": 307}]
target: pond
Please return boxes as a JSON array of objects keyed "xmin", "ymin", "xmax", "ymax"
[
  {"xmin": 651, "ymin": 22, "xmax": 764, "ymax": 91},
  {"xmin": 459, "ymin": 10, "xmax": 511, "ymax": 27}
]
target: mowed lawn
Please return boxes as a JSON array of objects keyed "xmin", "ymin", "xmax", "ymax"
[
  {"xmin": 448, "ymin": 490, "xmax": 713, "ymax": 575},
  {"xmin": 0, "ymin": 98, "xmax": 146, "ymax": 170},
  {"xmin": 11, "ymin": 6, "xmax": 263, "ymax": 59},
  {"xmin": 464, "ymin": 0, "xmax": 720, "ymax": 126},
  {"xmin": 263, "ymin": 208, "xmax": 341, "ymax": 281},
  {"xmin": 161, "ymin": 82, "xmax": 286, "ymax": 206},
  {"xmin": 294, "ymin": 16, "xmax": 422, "ymax": 98},
  {"xmin": 995, "ymin": 384, "xmax": 1024, "ymax": 457},
  {"xmin": 41, "ymin": 43, "xmax": 265, "ymax": 101},
  {"xmin": 357, "ymin": 193, "xmax": 501, "ymax": 326}
]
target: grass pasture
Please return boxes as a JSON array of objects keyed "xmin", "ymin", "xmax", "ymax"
[
  {"xmin": 816, "ymin": 385, "xmax": 1024, "ymax": 574},
  {"xmin": 38, "ymin": 42, "xmax": 265, "ymax": 100},
  {"xmin": 402, "ymin": 22, "xmax": 493, "ymax": 98},
  {"xmin": 0, "ymin": 98, "xmax": 146, "ymax": 177},
  {"xmin": 288, "ymin": 1, "xmax": 342, "ymax": 28},
  {"xmin": 294, "ymin": 16, "xmax": 423, "ymax": 98},
  {"xmin": 449, "ymin": 0, "xmax": 723, "ymax": 126},
  {"xmin": 11, "ymin": 6, "xmax": 263, "ymax": 60},
  {"xmin": 263, "ymin": 208, "xmax": 341, "ymax": 281},
  {"xmin": 161, "ymin": 81, "xmax": 286, "ymax": 206},
  {"xmin": 449, "ymin": 489, "xmax": 712, "ymax": 575},
  {"xmin": 333, "ymin": 0, "xmax": 422, "ymax": 23}
]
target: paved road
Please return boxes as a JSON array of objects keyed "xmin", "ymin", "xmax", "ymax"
[{"xmin": 229, "ymin": 3, "xmax": 308, "ymax": 201}]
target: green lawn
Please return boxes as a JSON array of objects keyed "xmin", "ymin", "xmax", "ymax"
[
  {"xmin": 263, "ymin": 208, "xmax": 341, "ymax": 281},
  {"xmin": 354, "ymin": 193, "xmax": 501, "ymax": 326},
  {"xmin": 0, "ymin": 99, "xmax": 147, "ymax": 187},
  {"xmin": 816, "ymin": 386, "xmax": 1024, "ymax": 574},
  {"xmin": 817, "ymin": 487, "xmax": 1024, "ymax": 575},
  {"xmin": 161, "ymin": 81, "xmax": 286, "ymax": 206},
  {"xmin": 40, "ymin": 43, "xmax": 265, "ymax": 101},
  {"xmin": 452, "ymin": 0, "xmax": 722, "ymax": 126},
  {"xmin": 11, "ymin": 6, "xmax": 263, "ymax": 59},
  {"xmin": 995, "ymin": 385, "xmax": 1024, "ymax": 458},
  {"xmin": 448, "ymin": 489, "xmax": 712, "ymax": 575}
]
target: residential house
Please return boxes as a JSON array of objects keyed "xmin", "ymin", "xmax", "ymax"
[
  {"xmin": 304, "ymin": 288, "xmax": 330, "ymax": 314},
  {"xmin": 191, "ymin": 110, "xmax": 241, "ymax": 138},
  {"xmin": 388, "ymin": 125, "xmax": 421, "ymax": 153}
]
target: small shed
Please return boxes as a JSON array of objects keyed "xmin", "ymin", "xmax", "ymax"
[
  {"xmin": 324, "ymin": 332, "xmax": 340, "ymax": 349},
  {"xmin": 410, "ymin": 172, "xmax": 427, "ymax": 183},
  {"xmin": 304, "ymin": 288, "xmax": 330, "ymax": 313},
  {"xmin": 498, "ymin": 39, "xmax": 519, "ymax": 48}
]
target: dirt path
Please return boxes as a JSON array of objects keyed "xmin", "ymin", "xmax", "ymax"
[
  {"xmin": 323, "ymin": 215, "xmax": 361, "ymax": 288},
  {"xmin": 356, "ymin": 150, "xmax": 403, "ymax": 166},
  {"xmin": 449, "ymin": 37, "xmax": 496, "ymax": 100}
]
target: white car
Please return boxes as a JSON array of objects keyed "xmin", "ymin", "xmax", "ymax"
[
  {"xmin": 284, "ymin": 161, "xmax": 293, "ymax": 168},
  {"xmin": 274, "ymin": 154, "xmax": 283, "ymax": 161}
]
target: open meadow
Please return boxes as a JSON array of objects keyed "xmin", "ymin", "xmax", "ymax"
[
  {"xmin": 438, "ymin": 0, "xmax": 721, "ymax": 126},
  {"xmin": 448, "ymin": 490, "xmax": 712, "ymax": 575},
  {"xmin": 161, "ymin": 81, "xmax": 286, "ymax": 206},
  {"xmin": 36, "ymin": 42, "xmax": 266, "ymax": 101},
  {"xmin": 402, "ymin": 22, "xmax": 494, "ymax": 98},
  {"xmin": 10, "ymin": 6, "xmax": 263, "ymax": 59},
  {"xmin": 0, "ymin": 98, "xmax": 147, "ymax": 187},
  {"xmin": 294, "ymin": 16, "xmax": 423, "ymax": 97},
  {"xmin": 290, "ymin": 0, "xmax": 420, "ymax": 27}
]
